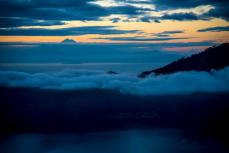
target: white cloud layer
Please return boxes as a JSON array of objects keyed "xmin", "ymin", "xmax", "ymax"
[
  {"xmin": 161, "ymin": 5, "xmax": 214, "ymax": 16},
  {"xmin": 89, "ymin": 0, "xmax": 155, "ymax": 9},
  {"xmin": 0, "ymin": 68, "xmax": 229, "ymax": 95}
]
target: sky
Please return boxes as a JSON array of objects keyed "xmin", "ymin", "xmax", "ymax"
[
  {"xmin": 0, "ymin": 0, "xmax": 228, "ymax": 43},
  {"xmin": 0, "ymin": 0, "xmax": 229, "ymax": 73}
]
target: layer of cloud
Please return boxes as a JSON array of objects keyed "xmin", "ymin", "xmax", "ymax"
[
  {"xmin": 94, "ymin": 36, "xmax": 190, "ymax": 41},
  {"xmin": 0, "ymin": 26, "xmax": 140, "ymax": 36},
  {"xmin": 198, "ymin": 26, "xmax": 229, "ymax": 32},
  {"xmin": 92, "ymin": 28, "xmax": 189, "ymax": 41},
  {"xmin": 0, "ymin": 67, "xmax": 229, "ymax": 95},
  {"xmin": 0, "ymin": 17, "xmax": 66, "ymax": 28},
  {"xmin": 154, "ymin": 30, "xmax": 184, "ymax": 37},
  {"xmin": 160, "ymin": 13, "xmax": 200, "ymax": 21}
]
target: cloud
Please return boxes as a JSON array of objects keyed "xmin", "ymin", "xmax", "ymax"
[
  {"xmin": 206, "ymin": 5, "xmax": 229, "ymax": 21},
  {"xmin": 151, "ymin": 0, "xmax": 229, "ymax": 21},
  {"xmin": 0, "ymin": 26, "xmax": 140, "ymax": 36},
  {"xmin": 154, "ymin": 30, "xmax": 184, "ymax": 37},
  {"xmin": 0, "ymin": 0, "xmax": 109, "ymax": 21},
  {"xmin": 0, "ymin": 0, "xmax": 149, "ymax": 26},
  {"xmin": 137, "ymin": 5, "xmax": 214, "ymax": 22},
  {"xmin": 94, "ymin": 36, "xmax": 190, "ymax": 41},
  {"xmin": 0, "ymin": 17, "xmax": 66, "ymax": 28},
  {"xmin": 150, "ymin": 0, "xmax": 204, "ymax": 9},
  {"xmin": 0, "ymin": 67, "xmax": 229, "ymax": 95},
  {"xmin": 0, "ymin": 0, "xmax": 228, "ymax": 29},
  {"xmin": 139, "ymin": 12, "xmax": 210, "ymax": 22},
  {"xmin": 139, "ymin": 16, "xmax": 154, "ymax": 22},
  {"xmin": 160, "ymin": 13, "xmax": 200, "ymax": 21},
  {"xmin": 150, "ymin": 41, "xmax": 217, "ymax": 47},
  {"xmin": 110, "ymin": 5, "xmax": 149, "ymax": 15},
  {"xmin": 120, "ymin": 4, "xmax": 214, "ymax": 22},
  {"xmin": 117, "ymin": 1, "xmax": 225, "ymax": 22},
  {"xmin": 151, "ymin": 0, "xmax": 226, "ymax": 10},
  {"xmin": 110, "ymin": 18, "xmax": 121, "ymax": 23},
  {"xmin": 198, "ymin": 26, "xmax": 229, "ymax": 32}
]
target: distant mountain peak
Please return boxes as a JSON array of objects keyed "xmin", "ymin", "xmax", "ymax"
[
  {"xmin": 61, "ymin": 38, "xmax": 77, "ymax": 44},
  {"xmin": 139, "ymin": 43, "xmax": 229, "ymax": 77}
]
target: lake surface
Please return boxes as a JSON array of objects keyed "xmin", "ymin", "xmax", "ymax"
[{"xmin": 1, "ymin": 128, "xmax": 228, "ymax": 153}]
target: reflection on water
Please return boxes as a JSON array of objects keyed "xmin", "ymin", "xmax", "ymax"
[{"xmin": 1, "ymin": 128, "xmax": 227, "ymax": 153}]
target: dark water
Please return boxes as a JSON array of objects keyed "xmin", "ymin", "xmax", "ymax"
[
  {"xmin": 1, "ymin": 128, "xmax": 228, "ymax": 153},
  {"xmin": 0, "ymin": 87, "xmax": 229, "ymax": 153}
]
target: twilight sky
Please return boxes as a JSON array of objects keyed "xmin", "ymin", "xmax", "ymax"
[
  {"xmin": 0, "ymin": 0, "xmax": 229, "ymax": 73},
  {"xmin": 0, "ymin": 0, "xmax": 228, "ymax": 43}
]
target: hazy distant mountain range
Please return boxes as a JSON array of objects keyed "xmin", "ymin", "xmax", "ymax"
[{"xmin": 139, "ymin": 43, "xmax": 229, "ymax": 77}]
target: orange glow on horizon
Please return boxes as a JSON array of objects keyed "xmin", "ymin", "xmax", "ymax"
[{"xmin": 0, "ymin": 18, "xmax": 228, "ymax": 43}]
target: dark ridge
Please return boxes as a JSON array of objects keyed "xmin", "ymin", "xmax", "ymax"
[{"xmin": 139, "ymin": 43, "xmax": 229, "ymax": 77}]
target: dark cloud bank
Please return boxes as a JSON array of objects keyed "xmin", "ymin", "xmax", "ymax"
[
  {"xmin": 0, "ymin": 0, "xmax": 228, "ymax": 31},
  {"xmin": 0, "ymin": 26, "xmax": 140, "ymax": 36},
  {"xmin": 198, "ymin": 26, "xmax": 229, "ymax": 32}
]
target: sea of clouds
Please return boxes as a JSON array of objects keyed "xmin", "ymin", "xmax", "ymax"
[{"xmin": 0, "ymin": 67, "xmax": 229, "ymax": 95}]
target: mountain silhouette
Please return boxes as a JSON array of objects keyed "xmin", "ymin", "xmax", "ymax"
[
  {"xmin": 61, "ymin": 38, "xmax": 77, "ymax": 44},
  {"xmin": 139, "ymin": 43, "xmax": 229, "ymax": 77}
]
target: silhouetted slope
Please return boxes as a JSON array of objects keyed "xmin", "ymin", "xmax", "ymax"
[{"xmin": 139, "ymin": 43, "xmax": 229, "ymax": 77}]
